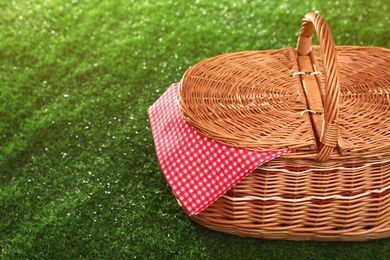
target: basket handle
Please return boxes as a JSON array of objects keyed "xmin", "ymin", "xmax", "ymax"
[{"xmin": 296, "ymin": 12, "xmax": 340, "ymax": 162}]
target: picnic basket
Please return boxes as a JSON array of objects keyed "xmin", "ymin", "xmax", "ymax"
[{"xmin": 177, "ymin": 12, "xmax": 390, "ymax": 241}]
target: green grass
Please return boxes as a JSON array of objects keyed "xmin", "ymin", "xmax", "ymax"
[{"xmin": 1, "ymin": 0, "xmax": 389, "ymax": 258}]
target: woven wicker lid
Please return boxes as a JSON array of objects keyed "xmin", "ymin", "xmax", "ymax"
[
  {"xmin": 178, "ymin": 13, "xmax": 390, "ymax": 161},
  {"xmin": 178, "ymin": 47, "xmax": 315, "ymax": 150}
]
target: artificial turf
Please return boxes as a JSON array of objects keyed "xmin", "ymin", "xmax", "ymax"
[{"xmin": 1, "ymin": 0, "xmax": 389, "ymax": 258}]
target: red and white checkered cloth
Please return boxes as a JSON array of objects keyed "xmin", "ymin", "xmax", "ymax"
[{"xmin": 148, "ymin": 83, "xmax": 291, "ymax": 215}]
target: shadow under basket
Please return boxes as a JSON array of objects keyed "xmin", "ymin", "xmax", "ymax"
[{"xmin": 178, "ymin": 12, "xmax": 390, "ymax": 241}]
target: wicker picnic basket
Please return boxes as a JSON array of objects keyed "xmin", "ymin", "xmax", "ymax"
[{"xmin": 177, "ymin": 12, "xmax": 390, "ymax": 241}]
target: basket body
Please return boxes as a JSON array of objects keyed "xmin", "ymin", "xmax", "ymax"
[
  {"xmin": 190, "ymin": 156, "xmax": 390, "ymax": 241},
  {"xmin": 177, "ymin": 13, "xmax": 390, "ymax": 241}
]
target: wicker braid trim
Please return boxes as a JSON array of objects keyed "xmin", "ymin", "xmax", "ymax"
[
  {"xmin": 259, "ymin": 157, "xmax": 390, "ymax": 174},
  {"xmin": 223, "ymin": 183, "xmax": 390, "ymax": 202}
]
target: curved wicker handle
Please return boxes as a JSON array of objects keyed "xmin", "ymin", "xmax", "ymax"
[{"xmin": 296, "ymin": 12, "xmax": 340, "ymax": 162}]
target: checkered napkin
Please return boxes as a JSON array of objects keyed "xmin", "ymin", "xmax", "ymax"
[{"xmin": 148, "ymin": 83, "xmax": 291, "ymax": 215}]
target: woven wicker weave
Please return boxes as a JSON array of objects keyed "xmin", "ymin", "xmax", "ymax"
[{"xmin": 178, "ymin": 13, "xmax": 390, "ymax": 241}]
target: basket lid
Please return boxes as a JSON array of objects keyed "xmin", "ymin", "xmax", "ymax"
[
  {"xmin": 178, "ymin": 13, "xmax": 390, "ymax": 161},
  {"xmin": 178, "ymin": 47, "xmax": 315, "ymax": 151}
]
